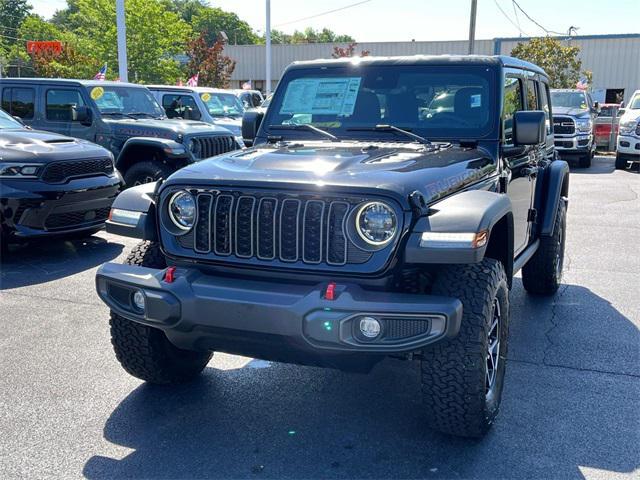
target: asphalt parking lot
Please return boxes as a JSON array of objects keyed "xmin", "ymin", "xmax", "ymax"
[{"xmin": 1, "ymin": 155, "xmax": 638, "ymax": 479}]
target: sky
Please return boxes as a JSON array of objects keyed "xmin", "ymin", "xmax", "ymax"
[{"xmin": 28, "ymin": 0, "xmax": 640, "ymax": 42}]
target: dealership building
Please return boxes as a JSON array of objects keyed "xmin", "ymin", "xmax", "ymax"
[{"xmin": 226, "ymin": 33, "xmax": 640, "ymax": 104}]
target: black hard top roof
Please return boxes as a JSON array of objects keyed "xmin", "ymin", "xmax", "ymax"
[
  {"xmin": 0, "ymin": 78, "xmax": 148, "ymax": 88},
  {"xmin": 288, "ymin": 54, "xmax": 547, "ymax": 77}
]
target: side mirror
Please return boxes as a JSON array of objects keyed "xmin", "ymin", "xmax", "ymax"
[
  {"xmin": 183, "ymin": 106, "xmax": 201, "ymax": 121},
  {"xmin": 513, "ymin": 110, "xmax": 546, "ymax": 145},
  {"xmin": 593, "ymin": 101, "xmax": 601, "ymax": 114},
  {"xmin": 242, "ymin": 110, "xmax": 264, "ymax": 146},
  {"xmin": 618, "ymin": 108, "xmax": 626, "ymax": 116},
  {"xmin": 72, "ymin": 105, "xmax": 92, "ymax": 125}
]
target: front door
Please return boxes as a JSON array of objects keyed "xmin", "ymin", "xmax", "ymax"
[{"xmin": 40, "ymin": 87, "xmax": 95, "ymax": 141}]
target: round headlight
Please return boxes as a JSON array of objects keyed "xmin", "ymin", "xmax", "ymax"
[
  {"xmin": 356, "ymin": 201, "xmax": 397, "ymax": 246},
  {"xmin": 168, "ymin": 191, "xmax": 196, "ymax": 230}
]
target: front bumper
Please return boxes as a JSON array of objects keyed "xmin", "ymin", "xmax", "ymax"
[
  {"xmin": 617, "ymin": 134, "xmax": 640, "ymax": 158},
  {"xmin": 95, "ymin": 263, "xmax": 463, "ymax": 364},
  {"xmin": 1, "ymin": 174, "xmax": 123, "ymax": 239},
  {"xmin": 554, "ymin": 133, "xmax": 593, "ymax": 153}
]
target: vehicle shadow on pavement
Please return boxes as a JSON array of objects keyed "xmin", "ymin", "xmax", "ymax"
[
  {"xmin": 83, "ymin": 282, "xmax": 639, "ymax": 480},
  {"xmin": 0, "ymin": 234, "xmax": 123, "ymax": 290},
  {"xmin": 569, "ymin": 156, "xmax": 616, "ymax": 175}
]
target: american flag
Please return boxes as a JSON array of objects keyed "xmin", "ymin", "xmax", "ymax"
[
  {"xmin": 576, "ymin": 77, "xmax": 588, "ymax": 90},
  {"xmin": 186, "ymin": 73, "xmax": 199, "ymax": 87},
  {"xmin": 94, "ymin": 64, "xmax": 107, "ymax": 81},
  {"xmin": 242, "ymin": 80, "xmax": 252, "ymax": 90}
]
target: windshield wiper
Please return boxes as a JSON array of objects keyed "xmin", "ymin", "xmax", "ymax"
[
  {"xmin": 127, "ymin": 112, "xmax": 160, "ymax": 118},
  {"xmin": 347, "ymin": 124, "xmax": 431, "ymax": 145},
  {"xmin": 101, "ymin": 112, "xmax": 138, "ymax": 120},
  {"xmin": 269, "ymin": 124, "xmax": 340, "ymax": 142}
]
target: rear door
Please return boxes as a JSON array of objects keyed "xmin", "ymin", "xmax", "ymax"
[{"xmin": 1, "ymin": 85, "xmax": 37, "ymax": 126}]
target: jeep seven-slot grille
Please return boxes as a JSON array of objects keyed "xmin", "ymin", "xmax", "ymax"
[
  {"xmin": 41, "ymin": 157, "xmax": 114, "ymax": 183},
  {"xmin": 190, "ymin": 135, "xmax": 237, "ymax": 159},
  {"xmin": 553, "ymin": 116, "xmax": 575, "ymax": 135},
  {"xmin": 184, "ymin": 191, "xmax": 363, "ymax": 267}
]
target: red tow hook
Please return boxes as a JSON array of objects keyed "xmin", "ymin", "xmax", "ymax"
[
  {"xmin": 324, "ymin": 282, "xmax": 337, "ymax": 300},
  {"xmin": 163, "ymin": 266, "xmax": 177, "ymax": 283}
]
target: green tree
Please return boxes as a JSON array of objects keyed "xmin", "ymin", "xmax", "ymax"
[
  {"xmin": 162, "ymin": 0, "xmax": 207, "ymax": 23},
  {"xmin": 191, "ymin": 7, "xmax": 258, "ymax": 45},
  {"xmin": 0, "ymin": 0, "xmax": 32, "ymax": 46},
  {"xmin": 511, "ymin": 37, "xmax": 591, "ymax": 89},
  {"xmin": 261, "ymin": 27, "xmax": 354, "ymax": 44}
]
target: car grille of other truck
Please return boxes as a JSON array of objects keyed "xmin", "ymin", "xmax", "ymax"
[
  {"xmin": 42, "ymin": 158, "xmax": 114, "ymax": 183},
  {"xmin": 189, "ymin": 136, "xmax": 237, "ymax": 160},
  {"xmin": 553, "ymin": 116, "xmax": 575, "ymax": 135},
  {"xmin": 166, "ymin": 189, "xmax": 400, "ymax": 272}
]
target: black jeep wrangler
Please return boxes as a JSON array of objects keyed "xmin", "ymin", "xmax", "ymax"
[
  {"xmin": 0, "ymin": 79, "xmax": 240, "ymax": 186},
  {"xmin": 95, "ymin": 55, "xmax": 569, "ymax": 438}
]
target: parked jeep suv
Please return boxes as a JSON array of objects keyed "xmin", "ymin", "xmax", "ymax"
[
  {"xmin": 95, "ymin": 56, "xmax": 569, "ymax": 438},
  {"xmin": 0, "ymin": 108, "xmax": 121, "ymax": 252},
  {"xmin": 550, "ymin": 88, "xmax": 599, "ymax": 167},
  {"xmin": 0, "ymin": 79, "xmax": 240, "ymax": 186}
]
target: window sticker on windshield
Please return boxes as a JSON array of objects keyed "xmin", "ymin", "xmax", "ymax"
[
  {"xmin": 201, "ymin": 93, "xmax": 211, "ymax": 102},
  {"xmin": 470, "ymin": 94, "xmax": 481, "ymax": 108},
  {"xmin": 90, "ymin": 87, "xmax": 104, "ymax": 100},
  {"xmin": 279, "ymin": 77, "xmax": 362, "ymax": 116}
]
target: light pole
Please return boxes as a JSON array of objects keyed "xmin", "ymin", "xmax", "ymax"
[
  {"xmin": 468, "ymin": 0, "xmax": 477, "ymax": 54},
  {"xmin": 265, "ymin": 0, "xmax": 272, "ymax": 95},
  {"xmin": 116, "ymin": 0, "xmax": 128, "ymax": 82}
]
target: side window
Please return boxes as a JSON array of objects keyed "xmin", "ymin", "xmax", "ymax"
[
  {"xmin": 162, "ymin": 94, "xmax": 200, "ymax": 120},
  {"xmin": 2, "ymin": 88, "xmax": 35, "ymax": 119},
  {"xmin": 526, "ymin": 79, "xmax": 539, "ymax": 110},
  {"xmin": 503, "ymin": 76, "xmax": 523, "ymax": 145},
  {"xmin": 539, "ymin": 82, "xmax": 552, "ymax": 134},
  {"xmin": 46, "ymin": 89, "xmax": 85, "ymax": 122}
]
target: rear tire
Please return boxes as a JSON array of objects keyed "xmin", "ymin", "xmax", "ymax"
[
  {"xmin": 123, "ymin": 161, "xmax": 173, "ymax": 188},
  {"xmin": 522, "ymin": 200, "xmax": 567, "ymax": 295},
  {"xmin": 615, "ymin": 153, "xmax": 627, "ymax": 170},
  {"xmin": 420, "ymin": 258, "xmax": 510, "ymax": 438},
  {"xmin": 109, "ymin": 241, "xmax": 212, "ymax": 384}
]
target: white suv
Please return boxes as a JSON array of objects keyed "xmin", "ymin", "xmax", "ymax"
[{"xmin": 616, "ymin": 89, "xmax": 640, "ymax": 169}]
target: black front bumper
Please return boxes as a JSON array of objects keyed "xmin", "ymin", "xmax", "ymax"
[
  {"xmin": 1, "ymin": 174, "xmax": 123, "ymax": 240},
  {"xmin": 96, "ymin": 263, "xmax": 463, "ymax": 368}
]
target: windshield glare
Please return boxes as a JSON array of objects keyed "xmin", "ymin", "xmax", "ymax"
[
  {"xmin": 551, "ymin": 91, "xmax": 589, "ymax": 110},
  {"xmin": 0, "ymin": 108, "xmax": 22, "ymax": 129},
  {"xmin": 264, "ymin": 64, "xmax": 497, "ymax": 140},
  {"xmin": 87, "ymin": 86, "xmax": 165, "ymax": 117},
  {"xmin": 200, "ymin": 92, "xmax": 244, "ymax": 116},
  {"xmin": 629, "ymin": 94, "xmax": 640, "ymax": 110}
]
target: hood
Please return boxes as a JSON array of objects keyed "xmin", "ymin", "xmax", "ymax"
[
  {"xmin": 0, "ymin": 128, "xmax": 110, "ymax": 163},
  {"xmin": 211, "ymin": 117, "xmax": 242, "ymax": 135},
  {"xmin": 163, "ymin": 141, "xmax": 497, "ymax": 208},
  {"xmin": 619, "ymin": 109, "xmax": 640, "ymax": 124},
  {"xmin": 553, "ymin": 106, "xmax": 591, "ymax": 118},
  {"xmin": 104, "ymin": 118, "xmax": 233, "ymax": 140}
]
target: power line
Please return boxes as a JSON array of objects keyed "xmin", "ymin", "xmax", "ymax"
[
  {"xmin": 493, "ymin": 0, "xmax": 528, "ymax": 36},
  {"xmin": 511, "ymin": 0, "xmax": 565, "ymax": 35},
  {"xmin": 273, "ymin": 0, "xmax": 372, "ymax": 28},
  {"xmin": 511, "ymin": 0, "xmax": 522, "ymax": 34}
]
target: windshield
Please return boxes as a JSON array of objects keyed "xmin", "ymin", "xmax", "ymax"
[
  {"xmin": 200, "ymin": 92, "xmax": 244, "ymax": 117},
  {"xmin": 263, "ymin": 64, "xmax": 497, "ymax": 140},
  {"xmin": 629, "ymin": 94, "xmax": 640, "ymax": 110},
  {"xmin": 87, "ymin": 85, "xmax": 165, "ymax": 118},
  {"xmin": 0, "ymin": 108, "xmax": 22, "ymax": 129},
  {"xmin": 550, "ymin": 91, "xmax": 589, "ymax": 110}
]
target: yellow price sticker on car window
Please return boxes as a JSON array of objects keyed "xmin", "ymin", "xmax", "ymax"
[
  {"xmin": 91, "ymin": 87, "xmax": 104, "ymax": 100},
  {"xmin": 201, "ymin": 93, "xmax": 211, "ymax": 102}
]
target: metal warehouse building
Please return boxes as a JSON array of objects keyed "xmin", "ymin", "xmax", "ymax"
[{"xmin": 226, "ymin": 33, "xmax": 639, "ymax": 104}]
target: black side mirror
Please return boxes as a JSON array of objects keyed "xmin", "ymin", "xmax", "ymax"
[
  {"xmin": 72, "ymin": 105, "xmax": 92, "ymax": 125},
  {"xmin": 242, "ymin": 110, "xmax": 264, "ymax": 146},
  {"xmin": 593, "ymin": 101, "xmax": 601, "ymax": 114},
  {"xmin": 183, "ymin": 106, "xmax": 201, "ymax": 121},
  {"xmin": 513, "ymin": 111, "xmax": 546, "ymax": 145},
  {"xmin": 619, "ymin": 108, "xmax": 626, "ymax": 116}
]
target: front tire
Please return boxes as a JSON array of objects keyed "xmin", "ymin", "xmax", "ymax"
[
  {"xmin": 110, "ymin": 241, "xmax": 212, "ymax": 384},
  {"xmin": 578, "ymin": 153, "xmax": 592, "ymax": 168},
  {"xmin": 420, "ymin": 258, "xmax": 510, "ymax": 438},
  {"xmin": 615, "ymin": 153, "xmax": 627, "ymax": 170},
  {"xmin": 123, "ymin": 161, "xmax": 173, "ymax": 188}
]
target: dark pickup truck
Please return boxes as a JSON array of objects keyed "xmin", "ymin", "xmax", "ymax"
[
  {"xmin": 95, "ymin": 55, "xmax": 569, "ymax": 438},
  {"xmin": 0, "ymin": 79, "xmax": 240, "ymax": 186}
]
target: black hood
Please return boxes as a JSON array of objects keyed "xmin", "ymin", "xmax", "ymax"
[
  {"xmin": 163, "ymin": 141, "xmax": 497, "ymax": 209},
  {"xmin": 0, "ymin": 128, "xmax": 111, "ymax": 163},
  {"xmin": 104, "ymin": 118, "xmax": 234, "ymax": 140}
]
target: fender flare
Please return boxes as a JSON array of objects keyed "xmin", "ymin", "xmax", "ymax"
[
  {"xmin": 404, "ymin": 189, "xmax": 513, "ymax": 271},
  {"xmin": 540, "ymin": 160, "xmax": 570, "ymax": 237},
  {"xmin": 105, "ymin": 181, "xmax": 158, "ymax": 241},
  {"xmin": 115, "ymin": 137, "xmax": 190, "ymax": 173}
]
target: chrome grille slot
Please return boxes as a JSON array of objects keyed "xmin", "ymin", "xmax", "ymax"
[
  {"xmin": 235, "ymin": 196, "xmax": 255, "ymax": 258},
  {"xmin": 213, "ymin": 195, "xmax": 233, "ymax": 255},
  {"xmin": 279, "ymin": 199, "xmax": 300, "ymax": 262},
  {"xmin": 194, "ymin": 194, "xmax": 213, "ymax": 253},
  {"xmin": 302, "ymin": 201, "xmax": 325, "ymax": 264},
  {"xmin": 257, "ymin": 198, "xmax": 277, "ymax": 260}
]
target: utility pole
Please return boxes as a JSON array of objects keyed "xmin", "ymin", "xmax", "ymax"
[
  {"xmin": 265, "ymin": 0, "xmax": 272, "ymax": 95},
  {"xmin": 116, "ymin": 0, "xmax": 128, "ymax": 82},
  {"xmin": 468, "ymin": 0, "xmax": 477, "ymax": 54}
]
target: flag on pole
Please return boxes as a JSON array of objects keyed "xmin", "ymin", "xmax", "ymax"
[
  {"xmin": 242, "ymin": 80, "xmax": 252, "ymax": 90},
  {"xmin": 94, "ymin": 63, "xmax": 107, "ymax": 80},
  {"xmin": 186, "ymin": 73, "xmax": 199, "ymax": 87},
  {"xmin": 576, "ymin": 77, "xmax": 588, "ymax": 90}
]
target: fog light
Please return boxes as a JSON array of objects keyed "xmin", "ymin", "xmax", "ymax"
[
  {"xmin": 359, "ymin": 316, "xmax": 381, "ymax": 338},
  {"xmin": 132, "ymin": 290, "xmax": 146, "ymax": 312}
]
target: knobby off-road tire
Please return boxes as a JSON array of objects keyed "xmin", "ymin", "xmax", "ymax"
[
  {"xmin": 123, "ymin": 161, "xmax": 173, "ymax": 188},
  {"xmin": 110, "ymin": 241, "xmax": 212, "ymax": 384},
  {"xmin": 420, "ymin": 258, "xmax": 510, "ymax": 438},
  {"xmin": 522, "ymin": 200, "xmax": 567, "ymax": 295}
]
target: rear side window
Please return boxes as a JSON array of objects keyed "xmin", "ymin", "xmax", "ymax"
[
  {"xmin": 162, "ymin": 94, "xmax": 201, "ymax": 120},
  {"xmin": 46, "ymin": 89, "xmax": 85, "ymax": 122},
  {"xmin": 502, "ymin": 76, "xmax": 523, "ymax": 145},
  {"xmin": 2, "ymin": 87, "xmax": 35, "ymax": 119},
  {"xmin": 539, "ymin": 82, "xmax": 552, "ymax": 134}
]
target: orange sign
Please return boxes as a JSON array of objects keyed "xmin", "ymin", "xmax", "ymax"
[{"xmin": 26, "ymin": 41, "xmax": 63, "ymax": 55}]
